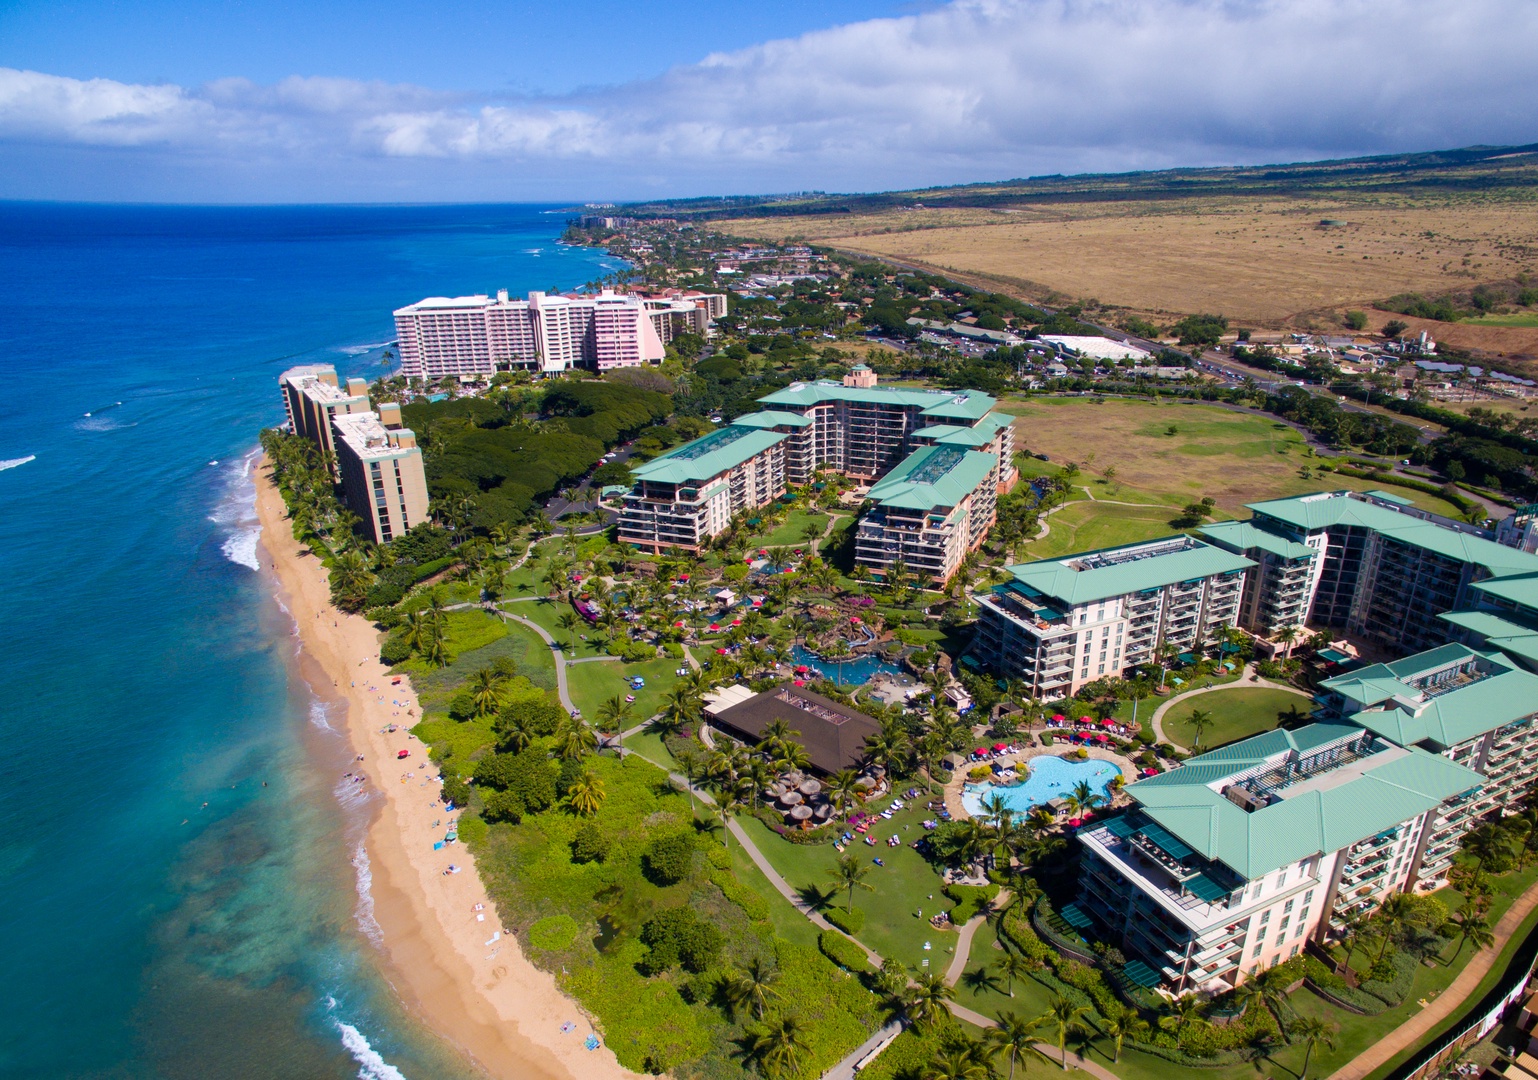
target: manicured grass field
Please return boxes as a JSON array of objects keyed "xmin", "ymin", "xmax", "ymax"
[
  {"xmin": 620, "ymin": 729, "xmax": 677, "ymax": 771},
  {"xmin": 1002, "ymin": 397, "xmax": 1466, "ymax": 518},
  {"xmin": 1161, "ymin": 687, "xmax": 1310, "ymax": 750},
  {"xmin": 505, "ymin": 597, "xmax": 610, "ymax": 659},
  {"xmin": 565, "ymin": 655, "xmax": 682, "ymax": 728},
  {"xmin": 746, "ymin": 509, "xmax": 830, "ymax": 550},
  {"xmin": 734, "ymin": 798, "xmax": 959, "ymax": 973},
  {"xmin": 1025, "ymin": 499, "xmax": 1193, "ymax": 560}
]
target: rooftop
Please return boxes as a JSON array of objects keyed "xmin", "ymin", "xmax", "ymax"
[
  {"xmin": 1440, "ymin": 608, "xmax": 1538, "ymax": 669},
  {"xmin": 630, "ymin": 423, "xmax": 788, "ymax": 486},
  {"xmin": 705, "ymin": 681, "xmax": 880, "ymax": 774},
  {"xmin": 331, "ymin": 411, "xmax": 419, "ymax": 459},
  {"xmin": 865, "ymin": 444, "xmax": 998, "ymax": 512},
  {"xmin": 1320, "ymin": 644, "xmax": 1538, "ymax": 749},
  {"xmin": 1127, "ymin": 724, "xmax": 1482, "ymax": 879},
  {"xmin": 756, "ymin": 380, "xmax": 996, "ymax": 421},
  {"xmin": 1003, "ymin": 535, "xmax": 1253, "ymax": 608},
  {"xmin": 1198, "ymin": 520, "xmax": 1318, "ymax": 561},
  {"xmin": 730, "ymin": 410, "xmax": 813, "ymax": 429},
  {"xmin": 1247, "ymin": 490, "xmax": 1538, "ymax": 579}
]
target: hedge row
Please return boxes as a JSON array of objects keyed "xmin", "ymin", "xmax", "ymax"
[{"xmin": 818, "ymin": 930, "xmax": 871, "ymax": 973}]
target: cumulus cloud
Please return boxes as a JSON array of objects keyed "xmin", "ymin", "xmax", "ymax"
[{"xmin": 2, "ymin": 0, "xmax": 1536, "ymax": 199}]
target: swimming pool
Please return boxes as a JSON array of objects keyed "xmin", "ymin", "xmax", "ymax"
[
  {"xmin": 788, "ymin": 644, "xmax": 905, "ymax": 686},
  {"xmin": 962, "ymin": 756, "xmax": 1121, "ymax": 818}
]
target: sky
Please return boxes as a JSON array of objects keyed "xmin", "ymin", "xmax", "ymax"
[{"xmin": 1, "ymin": 0, "xmax": 1535, "ymax": 204}]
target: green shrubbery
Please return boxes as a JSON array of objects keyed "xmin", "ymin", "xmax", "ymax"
[
  {"xmin": 528, "ymin": 914, "xmax": 580, "ymax": 951},
  {"xmin": 644, "ymin": 829, "xmax": 696, "ymax": 885},
  {"xmin": 640, "ymin": 908, "xmax": 724, "ymax": 974},
  {"xmin": 817, "ymin": 929, "xmax": 870, "ymax": 973},
  {"xmin": 571, "ymin": 820, "xmax": 611, "ymax": 863},
  {"xmin": 824, "ymin": 906, "xmax": 865, "ymax": 935},
  {"xmin": 943, "ymin": 883, "xmax": 999, "ymax": 924}
]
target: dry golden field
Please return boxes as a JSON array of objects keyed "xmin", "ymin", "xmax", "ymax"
[{"xmin": 728, "ymin": 192, "xmax": 1538, "ymax": 361}]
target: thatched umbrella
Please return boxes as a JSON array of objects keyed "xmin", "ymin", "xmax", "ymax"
[
  {"xmin": 778, "ymin": 790, "xmax": 803, "ymax": 807},
  {"xmin": 798, "ymin": 779, "xmax": 823, "ymax": 797},
  {"xmin": 789, "ymin": 804, "xmax": 814, "ymax": 822}
]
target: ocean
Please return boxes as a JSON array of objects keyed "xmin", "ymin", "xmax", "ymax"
[{"xmin": 0, "ymin": 203, "xmax": 625, "ymax": 1079}]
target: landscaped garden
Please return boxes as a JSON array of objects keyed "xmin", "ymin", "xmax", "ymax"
[{"xmin": 1161, "ymin": 687, "xmax": 1312, "ymax": 751}]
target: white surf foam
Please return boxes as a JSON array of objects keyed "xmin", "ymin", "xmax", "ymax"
[
  {"xmin": 335, "ymin": 340, "xmax": 395, "ymax": 356},
  {"xmin": 349, "ymin": 842, "xmax": 385, "ymax": 948},
  {"xmin": 74, "ymin": 416, "xmax": 136, "ymax": 433},
  {"xmin": 0, "ymin": 455, "xmax": 35, "ymax": 472},
  {"xmin": 210, "ymin": 448, "xmax": 262, "ymax": 570},
  {"xmin": 325, "ymin": 1000, "xmax": 408, "ymax": 1080},
  {"xmin": 309, "ymin": 699, "xmax": 337, "ymax": 732}
]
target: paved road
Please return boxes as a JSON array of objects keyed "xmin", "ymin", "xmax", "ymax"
[
  {"xmin": 1148, "ymin": 664, "xmax": 1312, "ymax": 747},
  {"xmin": 820, "ymin": 1022, "xmax": 903, "ymax": 1080}
]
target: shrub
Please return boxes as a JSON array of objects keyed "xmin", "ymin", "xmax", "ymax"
[
  {"xmin": 944, "ymin": 884, "xmax": 1000, "ymax": 924},
  {"xmin": 441, "ymin": 775, "xmax": 471, "ymax": 808},
  {"xmin": 818, "ymin": 930, "xmax": 870, "ymax": 973},
  {"xmin": 825, "ymin": 906, "xmax": 865, "ymax": 935},
  {"xmin": 473, "ymin": 748, "xmax": 557, "ymax": 811},
  {"xmin": 483, "ymin": 790, "xmax": 525, "ymax": 823},
  {"xmin": 709, "ymin": 870, "xmax": 770, "ymax": 922},
  {"xmin": 640, "ymin": 908, "xmax": 723, "ymax": 974},
  {"xmin": 380, "ymin": 632, "xmax": 412, "ymax": 666},
  {"xmin": 456, "ymin": 814, "xmax": 488, "ymax": 846},
  {"xmin": 571, "ymin": 820, "xmax": 611, "ymax": 863},
  {"xmin": 663, "ymin": 642, "xmax": 685, "ymax": 659},
  {"xmin": 528, "ymin": 914, "xmax": 580, "ymax": 951},
  {"xmin": 645, "ymin": 830, "xmax": 696, "ymax": 885}
]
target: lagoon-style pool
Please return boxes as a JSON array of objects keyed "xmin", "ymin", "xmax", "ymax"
[
  {"xmin": 962, "ymin": 755, "xmax": 1122, "ymax": 818},
  {"xmin": 788, "ymin": 644, "xmax": 904, "ymax": 686}
]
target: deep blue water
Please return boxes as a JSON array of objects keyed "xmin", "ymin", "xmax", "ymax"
[{"xmin": 0, "ymin": 203, "xmax": 624, "ymax": 1079}]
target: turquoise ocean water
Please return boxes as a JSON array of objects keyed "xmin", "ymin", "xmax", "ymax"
[{"xmin": 0, "ymin": 203, "xmax": 623, "ymax": 1079}]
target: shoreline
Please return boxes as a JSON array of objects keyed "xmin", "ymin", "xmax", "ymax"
[{"xmin": 253, "ymin": 459, "xmax": 638, "ymax": 1080}]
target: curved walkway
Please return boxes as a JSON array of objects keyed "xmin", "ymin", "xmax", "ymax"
[
  {"xmin": 1148, "ymin": 665, "xmax": 1311, "ymax": 747},
  {"xmin": 1327, "ymin": 884, "xmax": 1538, "ymax": 1080}
]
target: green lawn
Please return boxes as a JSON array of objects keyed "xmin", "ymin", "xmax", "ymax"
[
  {"xmin": 565, "ymin": 655, "xmax": 683, "ymax": 728},
  {"xmin": 734, "ymin": 797, "xmax": 958, "ymax": 973},
  {"xmin": 746, "ymin": 509, "xmax": 831, "ymax": 550},
  {"xmin": 1025, "ymin": 500, "xmax": 1198, "ymax": 561},
  {"xmin": 1459, "ymin": 312, "xmax": 1538, "ymax": 327},
  {"xmin": 620, "ymin": 729, "xmax": 678, "ymax": 771},
  {"xmin": 1161, "ymin": 687, "xmax": 1312, "ymax": 750},
  {"xmin": 506, "ymin": 597, "xmax": 610, "ymax": 659}
]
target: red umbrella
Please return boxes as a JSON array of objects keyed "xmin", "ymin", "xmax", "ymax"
[
  {"xmin": 1096, "ymin": 733, "xmax": 1109, "ymax": 742},
  {"xmin": 993, "ymin": 743, "xmax": 1007, "ymax": 751},
  {"xmin": 793, "ymin": 678, "xmax": 805, "ymax": 686},
  {"xmin": 717, "ymin": 648, "xmax": 728, "ymax": 654},
  {"xmin": 795, "ymin": 665, "xmax": 809, "ymax": 673},
  {"xmin": 1052, "ymin": 714, "xmax": 1065, "ymax": 722},
  {"xmin": 731, "ymin": 618, "xmax": 742, "ymax": 625},
  {"xmin": 975, "ymin": 747, "xmax": 987, "ymax": 756},
  {"xmin": 1101, "ymin": 718, "xmax": 1116, "ymax": 727},
  {"xmin": 1079, "ymin": 715, "xmax": 1092, "ymax": 724},
  {"xmin": 1068, "ymin": 818, "xmax": 1083, "ymax": 827},
  {"xmin": 709, "ymin": 623, "xmax": 720, "ymax": 631},
  {"xmin": 674, "ymin": 621, "xmax": 685, "ymax": 627}
]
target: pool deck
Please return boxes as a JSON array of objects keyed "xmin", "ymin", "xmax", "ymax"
[{"xmin": 945, "ymin": 743, "xmax": 1137, "ymax": 821}]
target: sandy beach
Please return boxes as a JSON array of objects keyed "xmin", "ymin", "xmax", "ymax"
[{"xmin": 254, "ymin": 461, "xmax": 639, "ymax": 1080}]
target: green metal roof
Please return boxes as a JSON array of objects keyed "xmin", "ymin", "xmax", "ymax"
[
  {"xmin": 630, "ymin": 424, "xmax": 787, "ymax": 485},
  {"xmin": 1321, "ymin": 645, "xmax": 1538, "ymax": 749},
  {"xmin": 730, "ymin": 410, "xmax": 813, "ymax": 429},
  {"xmin": 1471, "ymin": 573, "xmax": 1538, "ymax": 612},
  {"xmin": 912, "ymin": 424, "xmax": 996, "ymax": 447},
  {"xmin": 865, "ymin": 444, "xmax": 998, "ymax": 512},
  {"xmin": 1198, "ymin": 520, "xmax": 1318, "ymax": 561},
  {"xmin": 1246, "ymin": 490, "xmax": 1538, "ymax": 578},
  {"xmin": 1440, "ymin": 609, "xmax": 1538, "ymax": 669},
  {"xmin": 756, "ymin": 380, "xmax": 996, "ymax": 414},
  {"xmin": 1366, "ymin": 489, "xmax": 1416, "ymax": 506},
  {"xmin": 1129, "ymin": 724, "xmax": 1482, "ymax": 879},
  {"xmin": 1005, "ymin": 538, "xmax": 1254, "ymax": 607}
]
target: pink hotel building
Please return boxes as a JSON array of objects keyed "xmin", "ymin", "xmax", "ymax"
[{"xmin": 392, "ymin": 288, "xmax": 727, "ymax": 380}]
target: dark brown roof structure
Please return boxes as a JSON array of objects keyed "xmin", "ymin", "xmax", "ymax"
[{"xmin": 708, "ymin": 681, "xmax": 880, "ymax": 774}]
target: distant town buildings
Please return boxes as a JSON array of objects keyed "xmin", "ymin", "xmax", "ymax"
[
  {"xmin": 279, "ymin": 365, "xmax": 429, "ymax": 546},
  {"xmin": 392, "ymin": 288, "xmax": 727, "ymax": 379}
]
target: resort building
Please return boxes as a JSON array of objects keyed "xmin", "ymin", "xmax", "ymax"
[
  {"xmin": 392, "ymin": 288, "xmax": 726, "ymax": 379},
  {"xmin": 619, "ymin": 368, "xmax": 1015, "ymax": 580},
  {"xmin": 703, "ymin": 681, "xmax": 880, "ymax": 774},
  {"xmin": 970, "ymin": 536, "xmax": 1253, "ymax": 698},
  {"xmin": 854, "ymin": 444, "xmax": 1000, "ymax": 585},
  {"xmin": 1076, "ymin": 724, "xmax": 1482, "ymax": 994},
  {"xmin": 330, "ymin": 409, "xmax": 430, "ymax": 546},
  {"xmin": 1314, "ymin": 643, "xmax": 1538, "ymax": 894},
  {"xmin": 279, "ymin": 364, "xmax": 372, "ymax": 469},
  {"xmin": 1072, "ymin": 639, "xmax": 1538, "ymax": 996},
  {"xmin": 618, "ymin": 419, "xmax": 791, "ymax": 553},
  {"xmin": 1208, "ymin": 490, "xmax": 1538, "ymax": 654},
  {"xmin": 755, "ymin": 371, "xmax": 1016, "ymax": 491}
]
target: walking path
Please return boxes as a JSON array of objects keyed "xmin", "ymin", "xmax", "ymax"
[
  {"xmin": 820, "ymin": 1022, "xmax": 903, "ymax": 1080},
  {"xmin": 492, "ymin": 609, "xmax": 577, "ymax": 715},
  {"xmin": 1327, "ymin": 884, "xmax": 1538, "ymax": 1080},
  {"xmin": 943, "ymin": 892, "xmax": 1012, "ymax": 985},
  {"xmin": 1147, "ymin": 665, "xmax": 1311, "ymax": 746}
]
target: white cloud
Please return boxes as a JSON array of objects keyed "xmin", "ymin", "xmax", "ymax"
[{"xmin": 1, "ymin": 0, "xmax": 1535, "ymax": 199}]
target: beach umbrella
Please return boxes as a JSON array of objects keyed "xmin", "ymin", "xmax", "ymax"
[
  {"xmin": 1079, "ymin": 715, "xmax": 1092, "ymax": 724},
  {"xmin": 674, "ymin": 621, "xmax": 685, "ymax": 628},
  {"xmin": 731, "ymin": 619, "xmax": 741, "ymax": 625},
  {"xmin": 993, "ymin": 743, "xmax": 1007, "ymax": 751},
  {"xmin": 975, "ymin": 747, "xmax": 987, "ymax": 756},
  {"xmin": 795, "ymin": 665, "xmax": 809, "ymax": 673},
  {"xmin": 779, "ymin": 790, "xmax": 803, "ymax": 806},
  {"xmin": 1101, "ymin": 718, "xmax": 1116, "ymax": 727},
  {"xmin": 709, "ymin": 623, "xmax": 720, "ymax": 631},
  {"xmin": 793, "ymin": 679, "xmax": 805, "ymax": 686},
  {"xmin": 1052, "ymin": 713, "xmax": 1065, "ymax": 722},
  {"xmin": 717, "ymin": 648, "xmax": 728, "ymax": 654},
  {"xmin": 1096, "ymin": 733, "xmax": 1109, "ymax": 742},
  {"xmin": 798, "ymin": 779, "xmax": 822, "ymax": 797},
  {"xmin": 790, "ymin": 804, "xmax": 814, "ymax": 821}
]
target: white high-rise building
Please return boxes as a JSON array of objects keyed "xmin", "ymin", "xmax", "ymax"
[{"xmin": 393, "ymin": 288, "xmax": 726, "ymax": 380}]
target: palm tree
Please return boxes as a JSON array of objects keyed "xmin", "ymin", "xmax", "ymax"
[
  {"xmin": 725, "ymin": 957, "xmax": 781, "ymax": 1020},
  {"xmin": 997, "ymin": 952, "xmax": 1035, "ymax": 999},
  {"xmin": 1069, "ymin": 780, "xmax": 1104, "ymax": 816},
  {"xmin": 556, "ymin": 718, "xmax": 597, "ymax": 761},
  {"xmin": 675, "ymin": 745, "xmax": 702, "ymax": 813},
  {"xmin": 595, "ymin": 694, "xmax": 633, "ymax": 733},
  {"xmin": 750, "ymin": 1012, "xmax": 810, "ymax": 1080},
  {"xmin": 469, "ymin": 667, "xmax": 506, "ymax": 718},
  {"xmin": 903, "ymin": 972, "xmax": 955, "ymax": 1030},
  {"xmin": 1038, "ymin": 994, "xmax": 1090, "ymax": 1070},
  {"xmin": 565, "ymin": 769, "xmax": 605, "ymax": 816},
  {"xmin": 828, "ymin": 768, "xmax": 864, "ymax": 816},
  {"xmin": 922, "ymin": 1045, "xmax": 992, "ymax": 1080},
  {"xmin": 1100, "ymin": 1005, "xmax": 1149, "ymax": 1064},
  {"xmin": 1162, "ymin": 993, "xmax": 1207, "ymax": 1037},
  {"xmin": 496, "ymin": 710, "xmax": 539, "ymax": 753},
  {"xmin": 827, "ymin": 853, "xmax": 875, "ymax": 914},
  {"xmin": 556, "ymin": 610, "xmax": 580, "ymax": 652},
  {"xmin": 1290, "ymin": 1017, "xmax": 1336, "ymax": 1080},
  {"xmin": 1274, "ymin": 625, "xmax": 1299, "ymax": 659},
  {"xmin": 1510, "ymin": 808, "xmax": 1538, "ymax": 870},
  {"xmin": 1465, "ymin": 823, "xmax": 1513, "ymax": 874},
  {"xmin": 1442, "ymin": 907, "xmax": 1495, "ymax": 963},
  {"xmin": 988, "ymin": 1011, "xmax": 1040, "ymax": 1080},
  {"xmin": 1185, "ymin": 707, "xmax": 1213, "ymax": 751},
  {"xmin": 1373, "ymin": 893, "xmax": 1416, "ymax": 963},
  {"xmin": 657, "ymin": 682, "xmax": 701, "ymax": 735}
]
